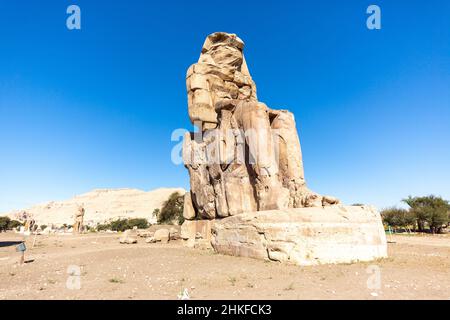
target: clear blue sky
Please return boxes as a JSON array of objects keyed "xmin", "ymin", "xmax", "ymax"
[{"xmin": 1, "ymin": 0, "xmax": 449, "ymax": 212}]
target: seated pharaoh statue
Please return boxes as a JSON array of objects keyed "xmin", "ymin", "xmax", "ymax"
[{"xmin": 183, "ymin": 32, "xmax": 339, "ymax": 220}]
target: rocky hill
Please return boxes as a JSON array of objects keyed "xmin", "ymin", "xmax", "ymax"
[{"xmin": 3, "ymin": 188, "xmax": 185, "ymax": 227}]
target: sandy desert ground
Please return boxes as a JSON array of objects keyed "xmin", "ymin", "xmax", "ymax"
[{"xmin": 0, "ymin": 229, "xmax": 449, "ymax": 300}]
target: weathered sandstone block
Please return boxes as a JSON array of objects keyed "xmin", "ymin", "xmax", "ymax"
[
  {"xmin": 169, "ymin": 227, "xmax": 180, "ymax": 240},
  {"xmin": 181, "ymin": 220, "xmax": 214, "ymax": 248},
  {"xmin": 119, "ymin": 230, "xmax": 137, "ymax": 244},
  {"xmin": 211, "ymin": 206, "xmax": 387, "ymax": 266},
  {"xmin": 145, "ymin": 237, "xmax": 156, "ymax": 243},
  {"xmin": 182, "ymin": 192, "xmax": 196, "ymax": 220},
  {"xmin": 154, "ymin": 228, "xmax": 170, "ymax": 243}
]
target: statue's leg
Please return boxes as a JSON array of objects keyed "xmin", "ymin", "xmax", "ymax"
[
  {"xmin": 271, "ymin": 110, "xmax": 340, "ymax": 208},
  {"xmin": 234, "ymin": 101, "xmax": 289, "ymax": 211}
]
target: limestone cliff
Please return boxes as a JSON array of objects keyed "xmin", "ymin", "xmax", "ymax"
[{"xmin": 4, "ymin": 188, "xmax": 185, "ymax": 226}]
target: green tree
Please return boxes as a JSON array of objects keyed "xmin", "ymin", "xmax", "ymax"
[
  {"xmin": 157, "ymin": 192, "xmax": 184, "ymax": 225},
  {"xmin": 403, "ymin": 195, "xmax": 450, "ymax": 233},
  {"xmin": 381, "ymin": 207, "xmax": 416, "ymax": 231},
  {"xmin": 0, "ymin": 216, "xmax": 11, "ymax": 232},
  {"xmin": 8, "ymin": 220, "xmax": 23, "ymax": 230}
]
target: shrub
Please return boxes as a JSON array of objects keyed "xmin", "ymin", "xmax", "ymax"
[
  {"xmin": 0, "ymin": 216, "xmax": 11, "ymax": 232},
  {"xmin": 403, "ymin": 195, "xmax": 450, "ymax": 233},
  {"xmin": 96, "ymin": 223, "xmax": 111, "ymax": 231},
  {"xmin": 381, "ymin": 207, "xmax": 415, "ymax": 231},
  {"xmin": 96, "ymin": 218, "xmax": 150, "ymax": 232},
  {"xmin": 8, "ymin": 220, "xmax": 23, "ymax": 230},
  {"xmin": 109, "ymin": 219, "xmax": 129, "ymax": 232},
  {"xmin": 157, "ymin": 192, "xmax": 184, "ymax": 225},
  {"xmin": 127, "ymin": 218, "xmax": 149, "ymax": 229},
  {"xmin": 0, "ymin": 217, "xmax": 21, "ymax": 231},
  {"xmin": 40, "ymin": 225, "xmax": 48, "ymax": 230}
]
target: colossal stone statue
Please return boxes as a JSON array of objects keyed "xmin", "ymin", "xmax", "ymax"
[
  {"xmin": 24, "ymin": 218, "xmax": 35, "ymax": 233},
  {"xmin": 181, "ymin": 32, "xmax": 387, "ymax": 266},
  {"xmin": 183, "ymin": 32, "xmax": 339, "ymax": 220},
  {"xmin": 73, "ymin": 205, "xmax": 85, "ymax": 233},
  {"xmin": 16, "ymin": 211, "xmax": 35, "ymax": 233}
]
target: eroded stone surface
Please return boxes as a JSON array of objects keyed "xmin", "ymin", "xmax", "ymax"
[
  {"xmin": 119, "ymin": 230, "xmax": 137, "ymax": 244},
  {"xmin": 211, "ymin": 206, "xmax": 388, "ymax": 266},
  {"xmin": 181, "ymin": 220, "xmax": 214, "ymax": 249},
  {"xmin": 183, "ymin": 32, "xmax": 339, "ymax": 220},
  {"xmin": 154, "ymin": 228, "xmax": 170, "ymax": 243},
  {"xmin": 182, "ymin": 192, "xmax": 196, "ymax": 220}
]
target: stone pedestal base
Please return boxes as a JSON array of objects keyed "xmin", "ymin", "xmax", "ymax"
[{"xmin": 211, "ymin": 205, "xmax": 387, "ymax": 266}]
